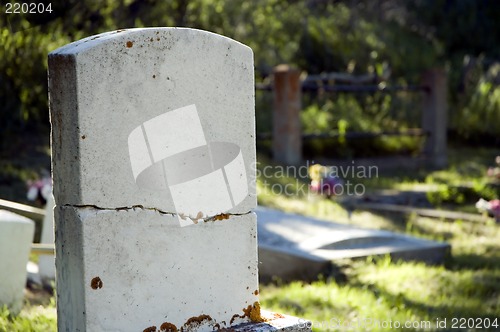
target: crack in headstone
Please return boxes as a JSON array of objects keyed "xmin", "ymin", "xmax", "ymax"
[{"xmin": 62, "ymin": 204, "xmax": 251, "ymax": 222}]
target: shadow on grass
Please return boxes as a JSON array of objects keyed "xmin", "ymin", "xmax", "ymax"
[
  {"xmin": 350, "ymin": 280, "xmax": 499, "ymax": 322},
  {"xmin": 450, "ymin": 252, "xmax": 500, "ymax": 270}
]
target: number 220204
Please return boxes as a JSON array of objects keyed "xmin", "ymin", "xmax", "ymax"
[{"xmin": 5, "ymin": 3, "xmax": 53, "ymax": 14}]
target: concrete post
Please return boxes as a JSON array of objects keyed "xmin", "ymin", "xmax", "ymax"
[
  {"xmin": 272, "ymin": 65, "xmax": 302, "ymax": 165},
  {"xmin": 422, "ymin": 68, "xmax": 448, "ymax": 169}
]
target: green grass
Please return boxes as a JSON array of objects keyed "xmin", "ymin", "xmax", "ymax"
[
  {"xmin": 261, "ymin": 257, "xmax": 500, "ymax": 331},
  {"xmin": 257, "ymin": 147, "xmax": 500, "ymax": 331},
  {"xmin": 0, "ymin": 297, "xmax": 56, "ymax": 332}
]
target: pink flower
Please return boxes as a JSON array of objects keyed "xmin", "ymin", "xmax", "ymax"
[
  {"xmin": 310, "ymin": 176, "xmax": 343, "ymax": 196},
  {"xmin": 476, "ymin": 198, "xmax": 500, "ymax": 218},
  {"xmin": 487, "ymin": 167, "xmax": 495, "ymax": 177},
  {"xmin": 309, "ymin": 180, "xmax": 322, "ymax": 193},
  {"xmin": 26, "ymin": 175, "xmax": 52, "ymax": 202},
  {"xmin": 490, "ymin": 199, "xmax": 500, "ymax": 216}
]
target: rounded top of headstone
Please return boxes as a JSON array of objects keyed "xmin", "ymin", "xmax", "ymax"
[
  {"xmin": 48, "ymin": 27, "xmax": 257, "ymax": 215},
  {"xmin": 0, "ymin": 210, "xmax": 34, "ymax": 225},
  {"xmin": 50, "ymin": 27, "xmax": 252, "ymax": 57}
]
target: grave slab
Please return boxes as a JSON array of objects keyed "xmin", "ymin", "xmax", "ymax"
[{"xmin": 256, "ymin": 207, "xmax": 450, "ymax": 282}]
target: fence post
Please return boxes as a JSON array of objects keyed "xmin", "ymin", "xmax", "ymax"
[
  {"xmin": 422, "ymin": 68, "xmax": 447, "ymax": 169},
  {"xmin": 272, "ymin": 65, "xmax": 302, "ymax": 165}
]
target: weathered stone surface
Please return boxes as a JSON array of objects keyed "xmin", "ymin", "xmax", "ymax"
[
  {"xmin": 257, "ymin": 207, "xmax": 450, "ymax": 282},
  {"xmin": 55, "ymin": 206, "xmax": 259, "ymax": 331},
  {"xmin": 49, "ymin": 27, "xmax": 311, "ymax": 332},
  {"xmin": 0, "ymin": 210, "xmax": 34, "ymax": 314},
  {"xmin": 49, "ymin": 28, "xmax": 256, "ymax": 215}
]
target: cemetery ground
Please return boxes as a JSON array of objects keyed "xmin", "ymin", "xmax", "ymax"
[{"xmin": 1, "ymin": 145, "xmax": 499, "ymax": 331}]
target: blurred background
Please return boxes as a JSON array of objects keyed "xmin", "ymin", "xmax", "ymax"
[{"xmin": 2, "ymin": 1, "xmax": 500, "ymax": 198}]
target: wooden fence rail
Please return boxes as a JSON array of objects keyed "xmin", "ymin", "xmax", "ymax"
[{"xmin": 257, "ymin": 65, "xmax": 448, "ymax": 169}]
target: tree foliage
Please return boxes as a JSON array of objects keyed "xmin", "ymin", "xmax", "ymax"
[{"xmin": 1, "ymin": 0, "xmax": 500, "ymax": 143}]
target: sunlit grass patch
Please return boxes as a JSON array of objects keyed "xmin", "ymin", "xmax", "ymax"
[
  {"xmin": 261, "ymin": 257, "xmax": 500, "ymax": 331},
  {"xmin": 257, "ymin": 147, "xmax": 500, "ymax": 331},
  {"xmin": 0, "ymin": 300, "xmax": 56, "ymax": 332}
]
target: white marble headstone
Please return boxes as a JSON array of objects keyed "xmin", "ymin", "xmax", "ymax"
[
  {"xmin": 49, "ymin": 28, "xmax": 259, "ymax": 331},
  {"xmin": 0, "ymin": 210, "xmax": 34, "ymax": 314}
]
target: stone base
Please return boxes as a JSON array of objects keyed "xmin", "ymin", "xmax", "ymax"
[{"xmin": 227, "ymin": 310, "xmax": 310, "ymax": 331}]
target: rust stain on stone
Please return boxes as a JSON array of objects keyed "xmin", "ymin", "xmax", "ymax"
[
  {"xmin": 143, "ymin": 326, "xmax": 156, "ymax": 332},
  {"xmin": 90, "ymin": 276, "xmax": 103, "ymax": 289},
  {"xmin": 214, "ymin": 213, "xmax": 230, "ymax": 221},
  {"xmin": 229, "ymin": 313, "xmax": 243, "ymax": 325},
  {"xmin": 160, "ymin": 322, "xmax": 177, "ymax": 331},
  {"xmin": 182, "ymin": 314, "xmax": 213, "ymax": 330},
  {"xmin": 228, "ymin": 302, "xmax": 279, "ymax": 326},
  {"xmin": 230, "ymin": 302, "xmax": 265, "ymax": 324},
  {"xmin": 244, "ymin": 302, "xmax": 264, "ymax": 323},
  {"xmin": 126, "ymin": 41, "xmax": 134, "ymax": 48},
  {"xmin": 254, "ymin": 289, "xmax": 259, "ymax": 295},
  {"xmin": 270, "ymin": 313, "xmax": 285, "ymax": 319}
]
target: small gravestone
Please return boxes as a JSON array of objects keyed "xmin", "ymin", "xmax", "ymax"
[
  {"xmin": 0, "ymin": 210, "xmax": 34, "ymax": 314},
  {"xmin": 49, "ymin": 28, "xmax": 308, "ymax": 331}
]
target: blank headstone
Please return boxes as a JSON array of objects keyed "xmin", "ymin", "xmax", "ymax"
[
  {"xmin": 49, "ymin": 28, "xmax": 262, "ymax": 331},
  {"xmin": 0, "ymin": 210, "xmax": 34, "ymax": 314}
]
